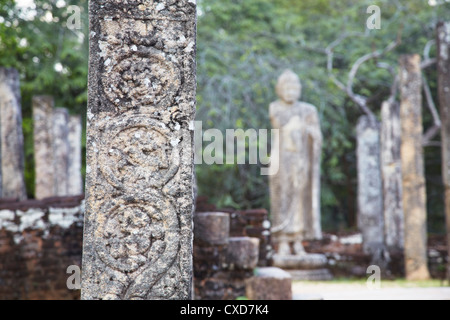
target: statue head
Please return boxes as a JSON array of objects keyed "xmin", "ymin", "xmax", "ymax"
[{"xmin": 275, "ymin": 69, "xmax": 302, "ymax": 104}]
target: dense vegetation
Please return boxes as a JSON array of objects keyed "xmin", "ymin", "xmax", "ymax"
[{"xmin": 1, "ymin": 0, "xmax": 449, "ymax": 233}]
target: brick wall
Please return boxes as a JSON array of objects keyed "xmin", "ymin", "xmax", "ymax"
[
  {"xmin": 0, "ymin": 196, "xmax": 84, "ymax": 300},
  {"xmin": 2, "ymin": 195, "xmax": 445, "ymax": 299},
  {"xmin": 0, "ymin": 195, "xmax": 273, "ymax": 300}
]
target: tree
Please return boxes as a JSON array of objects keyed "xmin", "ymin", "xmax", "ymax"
[
  {"xmin": 0, "ymin": 0, "xmax": 89, "ymax": 197},
  {"xmin": 196, "ymin": 0, "xmax": 450, "ymax": 234}
]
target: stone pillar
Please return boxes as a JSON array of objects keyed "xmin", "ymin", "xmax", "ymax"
[
  {"xmin": 52, "ymin": 108, "xmax": 70, "ymax": 197},
  {"xmin": 436, "ymin": 22, "xmax": 450, "ymax": 282},
  {"xmin": 380, "ymin": 100, "xmax": 404, "ymax": 252},
  {"xmin": 33, "ymin": 96, "xmax": 55, "ymax": 200},
  {"xmin": 399, "ymin": 54, "xmax": 430, "ymax": 280},
  {"xmin": 356, "ymin": 116, "xmax": 384, "ymax": 256},
  {"xmin": 33, "ymin": 97, "xmax": 78, "ymax": 198},
  {"xmin": 68, "ymin": 115, "xmax": 83, "ymax": 196},
  {"xmin": 0, "ymin": 67, "xmax": 27, "ymax": 200},
  {"xmin": 81, "ymin": 0, "xmax": 197, "ymax": 300}
]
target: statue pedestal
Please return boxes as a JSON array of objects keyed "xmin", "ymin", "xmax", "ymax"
[
  {"xmin": 273, "ymin": 253, "xmax": 333, "ymax": 281},
  {"xmin": 286, "ymin": 269, "xmax": 333, "ymax": 281}
]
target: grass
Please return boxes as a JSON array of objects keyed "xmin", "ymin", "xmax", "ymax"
[
  {"xmin": 293, "ymin": 277, "xmax": 449, "ymax": 288},
  {"xmin": 380, "ymin": 279, "xmax": 448, "ymax": 288}
]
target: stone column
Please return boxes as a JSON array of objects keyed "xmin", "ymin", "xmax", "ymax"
[
  {"xmin": 437, "ymin": 22, "xmax": 450, "ymax": 282},
  {"xmin": 356, "ymin": 116, "xmax": 384, "ymax": 256},
  {"xmin": 0, "ymin": 67, "xmax": 27, "ymax": 200},
  {"xmin": 33, "ymin": 96, "xmax": 55, "ymax": 200},
  {"xmin": 52, "ymin": 108, "xmax": 70, "ymax": 197},
  {"xmin": 399, "ymin": 54, "xmax": 430, "ymax": 280},
  {"xmin": 380, "ymin": 100, "xmax": 404, "ymax": 252},
  {"xmin": 81, "ymin": 0, "xmax": 197, "ymax": 300},
  {"xmin": 68, "ymin": 115, "xmax": 83, "ymax": 196}
]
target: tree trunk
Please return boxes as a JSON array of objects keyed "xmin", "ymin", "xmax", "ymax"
[
  {"xmin": 399, "ymin": 54, "xmax": 430, "ymax": 280},
  {"xmin": 380, "ymin": 100, "xmax": 404, "ymax": 253},
  {"xmin": 437, "ymin": 21, "xmax": 450, "ymax": 282}
]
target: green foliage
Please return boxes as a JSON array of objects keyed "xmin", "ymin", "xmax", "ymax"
[
  {"xmin": 196, "ymin": 0, "xmax": 450, "ymax": 232},
  {"xmin": 0, "ymin": 0, "xmax": 88, "ymax": 197},
  {"xmin": 0, "ymin": 0, "xmax": 448, "ymax": 232}
]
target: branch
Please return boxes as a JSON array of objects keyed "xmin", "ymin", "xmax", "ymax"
[
  {"xmin": 376, "ymin": 62, "xmax": 399, "ymax": 102},
  {"xmin": 325, "ymin": 32, "xmax": 362, "ymax": 92},
  {"xmin": 421, "ymin": 40, "xmax": 437, "ymax": 69},
  {"xmin": 422, "ymin": 74, "xmax": 441, "ymax": 146},
  {"xmin": 421, "ymin": 58, "xmax": 437, "ymax": 69},
  {"xmin": 423, "ymin": 141, "xmax": 441, "ymax": 147},
  {"xmin": 347, "ymin": 39, "xmax": 400, "ymax": 96},
  {"xmin": 423, "ymin": 39, "xmax": 435, "ymax": 61},
  {"xmin": 325, "ymin": 33, "xmax": 375, "ymax": 119},
  {"xmin": 326, "ymin": 30, "xmax": 402, "ymax": 123}
]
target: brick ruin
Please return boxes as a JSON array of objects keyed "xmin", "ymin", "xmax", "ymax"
[
  {"xmin": 0, "ymin": 195, "xmax": 274, "ymax": 300},
  {"xmin": 0, "ymin": 194, "xmax": 447, "ymax": 299},
  {"xmin": 0, "ymin": 196, "xmax": 84, "ymax": 300},
  {"xmin": 193, "ymin": 197, "xmax": 273, "ymax": 300}
]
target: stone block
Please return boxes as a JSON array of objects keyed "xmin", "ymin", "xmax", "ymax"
[
  {"xmin": 286, "ymin": 268, "xmax": 333, "ymax": 281},
  {"xmin": 226, "ymin": 237, "xmax": 259, "ymax": 270},
  {"xmin": 245, "ymin": 267, "xmax": 292, "ymax": 300},
  {"xmin": 194, "ymin": 212, "xmax": 230, "ymax": 246},
  {"xmin": 273, "ymin": 252, "xmax": 328, "ymax": 270}
]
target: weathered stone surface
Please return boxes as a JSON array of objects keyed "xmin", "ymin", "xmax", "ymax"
[
  {"xmin": 268, "ymin": 72, "xmax": 328, "ymax": 270},
  {"xmin": 194, "ymin": 270, "xmax": 253, "ymax": 300},
  {"xmin": 68, "ymin": 115, "xmax": 83, "ymax": 196},
  {"xmin": 273, "ymin": 252, "xmax": 328, "ymax": 270},
  {"xmin": 269, "ymin": 69, "xmax": 322, "ymax": 259},
  {"xmin": 245, "ymin": 267, "xmax": 292, "ymax": 300},
  {"xmin": 193, "ymin": 245, "xmax": 228, "ymax": 275},
  {"xmin": 194, "ymin": 212, "xmax": 230, "ymax": 246},
  {"xmin": 81, "ymin": 0, "xmax": 197, "ymax": 300},
  {"xmin": 33, "ymin": 96, "xmax": 56, "ymax": 200},
  {"xmin": 52, "ymin": 108, "xmax": 70, "ymax": 197},
  {"xmin": 437, "ymin": 21, "xmax": 450, "ymax": 282},
  {"xmin": 33, "ymin": 99, "xmax": 74, "ymax": 198},
  {"xmin": 356, "ymin": 115, "xmax": 384, "ymax": 256},
  {"xmin": 286, "ymin": 268, "xmax": 333, "ymax": 281},
  {"xmin": 0, "ymin": 196, "xmax": 84, "ymax": 300},
  {"xmin": 381, "ymin": 100, "xmax": 404, "ymax": 252},
  {"xmin": 226, "ymin": 237, "xmax": 259, "ymax": 270},
  {"xmin": 0, "ymin": 67, "xmax": 26, "ymax": 200},
  {"xmin": 399, "ymin": 54, "xmax": 430, "ymax": 280}
]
